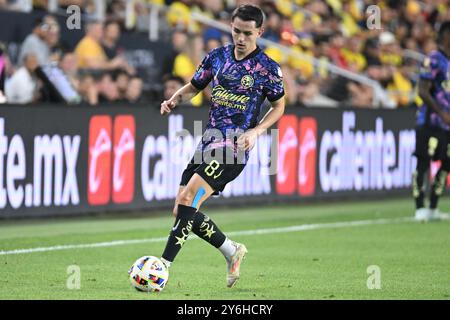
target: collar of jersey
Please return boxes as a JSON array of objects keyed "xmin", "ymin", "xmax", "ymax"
[{"xmin": 232, "ymin": 45, "xmax": 261, "ymax": 62}]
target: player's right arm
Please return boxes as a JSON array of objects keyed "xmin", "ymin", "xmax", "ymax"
[
  {"xmin": 161, "ymin": 49, "xmax": 215, "ymax": 116},
  {"xmin": 160, "ymin": 83, "xmax": 200, "ymax": 115}
]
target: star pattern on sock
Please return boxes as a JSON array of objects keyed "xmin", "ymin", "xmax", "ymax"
[
  {"xmin": 175, "ymin": 234, "xmax": 188, "ymax": 247},
  {"xmin": 203, "ymin": 225, "xmax": 216, "ymax": 238},
  {"xmin": 174, "ymin": 220, "xmax": 193, "ymax": 247}
]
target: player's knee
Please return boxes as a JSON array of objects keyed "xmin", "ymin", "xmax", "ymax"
[
  {"xmin": 172, "ymin": 206, "xmax": 178, "ymax": 217},
  {"xmin": 178, "ymin": 189, "xmax": 196, "ymax": 207}
]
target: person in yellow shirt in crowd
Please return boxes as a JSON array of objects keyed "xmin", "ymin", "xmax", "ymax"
[
  {"xmin": 341, "ymin": 35, "xmax": 367, "ymax": 73},
  {"xmin": 377, "ymin": 32, "xmax": 413, "ymax": 106},
  {"xmin": 379, "ymin": 32, "xmax": 403, "ymax": 67},
  {"xmin": 74, "ymin": 20, "xmax": 129, "ymax": 71},
  {"xmin": 172, "ymin": 33, "xmax": 205, "ymax": 106},
  {"xmin": 386, "ymin": 65, "xmax": 414, "ymax": 107}
]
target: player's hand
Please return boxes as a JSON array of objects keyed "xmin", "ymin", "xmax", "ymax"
[
  {"xmin": 237, "ymin": 129, "xmax": 258, "ymax": 151},
  {"xmin": 160, "ymin": 99, "xmax": 176, "ymax": 116}
]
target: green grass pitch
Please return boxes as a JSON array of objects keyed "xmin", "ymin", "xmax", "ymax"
[{"xmin": 0, "ymin": 197, "xmax": 449, "ymax": 300}]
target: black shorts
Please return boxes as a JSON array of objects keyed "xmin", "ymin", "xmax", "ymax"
[
  {"xmin": 414, "ymin": 126, "xmax": 450, "ymax": 161},
  {"xmin": 180, "ymin": 147, "xmax": 246, "ymax": 195}
]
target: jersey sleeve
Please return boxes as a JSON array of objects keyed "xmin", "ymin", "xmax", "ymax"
[
  {"xmin": 190, "ymin": 50, "xmax": 214, "ymax": 90},
  {"xmin": 264, "ymin": 64, "xmax": 285, "ymax": 102},
  {"xmin": 419, "ymin": 52, "xmax": 443, "ymax": 81}
]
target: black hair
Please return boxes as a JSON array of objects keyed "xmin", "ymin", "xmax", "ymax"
[
  {"xmin": 231, "ymin": 4, "xmax": 265, "ymax": 28},
  {"xmin": 113, "ymin": 68, "xmax": 130, "ymax": 81},
  {"xmin": 104, "ymin": 19, "xmax": 120, "ymax": 29},
  {"xmin": 438, "ymin": 21, "xmax": 450, "ymax": 41},
  {"xmin": 33, "ymin": 17, "xmax": 44, "ymax": 29},
  {"xmin": 163, "ymin": 74, "xmax": 185, "ymax": 86}
]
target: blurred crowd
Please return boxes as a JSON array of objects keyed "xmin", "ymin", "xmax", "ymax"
[
  {"xmin": 0, "ymin": 0, "xmax": 449, "ymax": 108},
  {"xmin": 0, "ymin": 12, "xmax": 143, "ymax": 105},
  {"xmin": 155, "ymin": 0, "xmax": 448, "ymax": 108},
  {"xmin": 152, "ymin": 0, "xmax": 448, "ymax": 108}
]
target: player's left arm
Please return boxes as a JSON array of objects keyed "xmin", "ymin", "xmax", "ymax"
[{"xmin": 238, "ymin": 97, "xmax": 285, "ymax": 151}]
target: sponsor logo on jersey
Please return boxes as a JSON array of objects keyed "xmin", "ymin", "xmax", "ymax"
[{"xmin": 211, "ymin": 85, "xmax": 250, "ymax": 110}]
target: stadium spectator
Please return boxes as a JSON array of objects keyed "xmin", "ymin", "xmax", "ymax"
[
  {"xmin": 363, "ymin": 37, "xmax": 381, "ymax": 67},
  {"xmin": 341, "ymin": 35, "xmax": 367, "ymax": 73},
  {"xmin": 102, "ymin": 20, "xmax": 121, "ymax": 60},
  {"xmin": 3, "ymin": 0, "xmax": 450, "ymax": 108},
  {"xmin": 386, "ymin": 65, "xmax": 413, "ymax": 107},
  {"xmin": 379, "ymin": 31, "xmax": 402, "ymax": 67},
  {"xmin": 5, "ymin": 53, "xmax": 39, "ymax": 104},
  {"xmin": 106, "ymin": 0, "xmax": 126, "ymax": 26},
  {"xmin": 18, "ymin": 17, "xmax": 51, "ymax": 66},
  {"xmin": 59, "ymin": 51, "xmax": 79, "ymax": 91},
  {"xmin": 114, "ymin": 69, "xmax": 130, "ymax": 100},
  {"xmin": 1, "ymin": 0, "xmax": 32, "ymax": 12},
  {"xmin": 125, "ymin": 76, "xmax": 143, "ymax": 103},
  {"xmin": 74, "ymin": 20, "xmax": 128, "ymax": 71},
  {"xmin": 326, "ymin": 32, "xmax": 348, "ymax": 70},
  {"xmin": 264, "ymin": 10, "xmax": 282, "ymax": 43},
  {"xmin": 347, "ymin": 80, "xmax": 374, "ymax": 108},
  {"xmin": 172, "ymin": 32, "xmax": 204, "ymax": 106},
  {"xmin": 202, "ymin": 12, "xmax": 232, "ymax": 52},
  {"xmin": 78, "ymin": 74, "xmax": 98, "ymax": 105},
  {"xmin": 166, "ymin": 1, "xmax": 193, "ymax": 31},
  {"xmin": 202, "ymin": 0, "xmax": 224, "ymax": 17},
  {"xmin": 322, "ymin": 74, "xmax": 351, "ymax": 105},
  {"xmin": 96, "ymin": 72, "xmax": 119, "ymax": 103},
  {"xmin": 43, "ymin": 14, "xmax": 62, "ymax": 63},
  {"xmin": 161, "ymin": 28, "xmax": 188, "ymax": 80},
  {"xmin": 203, "ymin": 28, "xmax": 222, "ymax": 52},
  {"xmin": 162, "ymin": 74, "xmax": 185, "ymax": 102},
  {"xmin": 348, "ymin": 63, "xmax": 397, "ymax": 109},
  {"xmin": 203, "ymin": 23, "xmax": 226, "ymax": 51},
  {"xmin": 103, "ymin": 20, "xmax": 136, "ymax": 75},
  {"xmin": 298, "ymin": 78, "xmax": 338, "ymax": 108}
]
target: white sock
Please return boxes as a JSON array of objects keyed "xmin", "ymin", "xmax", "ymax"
[
  {"xmin": 219, "ymin": 238, "xmax": 236, "ymax": 261},
  {"xmin": 160, "ymin": 257, "xmax": 172, "ymax": 269}
]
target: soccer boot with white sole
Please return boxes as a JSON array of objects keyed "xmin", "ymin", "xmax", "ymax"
[
  {"xmin": 414, "ymin": 208, "xmax": 430, "ymax": 222},
  {"xmin": 226, "ymin": 242, "xmax": 248, "ymax": 288},
  {"xmin": 428, "ymin": 209, "xmax": 444, "ymax": 221}
]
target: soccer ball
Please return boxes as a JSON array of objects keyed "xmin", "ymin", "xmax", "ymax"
[{"xmin": 128, "ymin": 256, "xmax": 169, "ymax": 292}]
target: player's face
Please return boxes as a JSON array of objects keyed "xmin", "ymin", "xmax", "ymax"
[{"xmin": 231, "ymin": 17, "xmax": 263, "ymax": 56}]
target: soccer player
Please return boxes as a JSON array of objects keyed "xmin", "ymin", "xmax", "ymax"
[
  {"xmin": 158, "ymin": 4, "xmax": 285, "ymax": 287},
  {"xmin": 413, "ymin": 21, "xmax": 450, "ymax": 221}
]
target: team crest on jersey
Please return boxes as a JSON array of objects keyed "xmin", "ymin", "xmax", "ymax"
[{"xmin": 241, "ymin": 75, "xmax": 254, "ymax": 89}]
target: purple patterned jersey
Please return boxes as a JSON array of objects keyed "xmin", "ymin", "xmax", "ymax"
[
  {"xmin": 190, "ymin": 44, "xmax": 285, "ymax": 159},
  {"xmin": 417, "ymin": 50, "xmax": 450, "ymax": 131}
]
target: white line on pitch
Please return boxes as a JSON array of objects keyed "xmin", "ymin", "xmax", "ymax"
[{"xmin": 0, "ymin": 216, "xmax": 425, "ymax": 256}]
